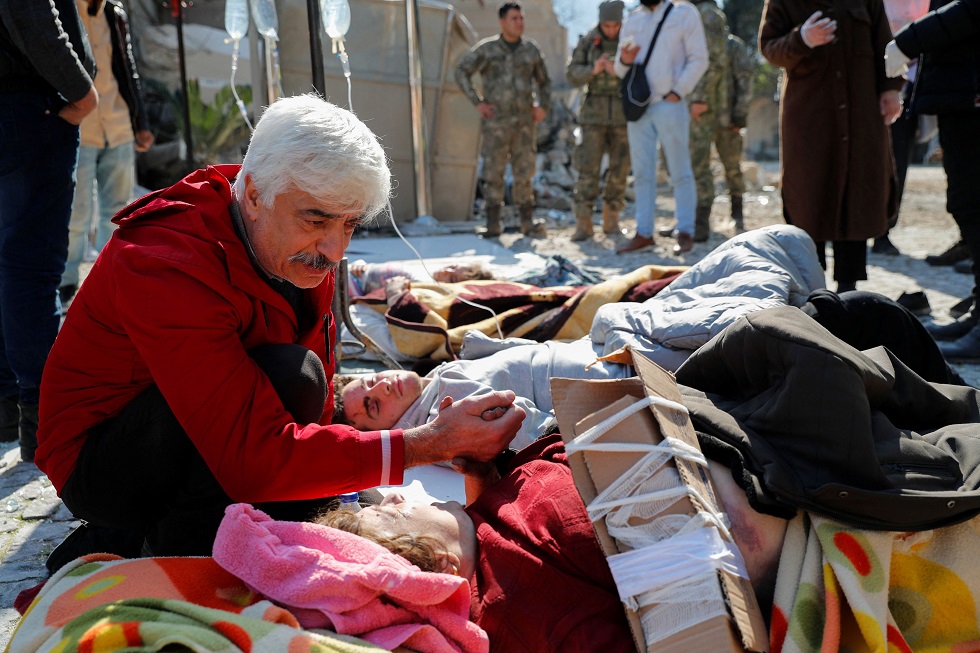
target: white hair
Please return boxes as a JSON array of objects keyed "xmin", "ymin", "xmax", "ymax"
[{"xmin": 234, "ymin": 94, "xmax": 391, "ymax": 222}]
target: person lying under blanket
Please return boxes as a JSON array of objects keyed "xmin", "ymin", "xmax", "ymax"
[
  {"xmin": 335, "ymin": 290, "xmax": 964, "ymax": 451},
  {"xmin": 316, "ymin": 432, "xmax": 789, "ymax": 653}
]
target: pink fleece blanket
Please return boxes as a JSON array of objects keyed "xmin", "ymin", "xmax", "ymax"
[{"xmin": 213, "ymin": 503, "xmax": 489, "ymax": 653}]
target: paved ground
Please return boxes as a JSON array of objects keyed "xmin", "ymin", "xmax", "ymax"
[{"xmin": 1, "ymin": 165, "xmax": 976, "ymax": 646}]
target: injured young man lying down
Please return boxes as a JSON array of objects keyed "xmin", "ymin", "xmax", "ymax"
[
  {"xmin": 318, "ymin": 304, "xmax": 980, "ymax": 653},
  {"xmin": 317, "ymin": 432, "xmax": 787, "ymax": 653}
]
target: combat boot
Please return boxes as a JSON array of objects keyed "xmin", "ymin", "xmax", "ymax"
[
  {"xmin": 731, "ymin": 195, "xmax": 745, "ymax": 234},
  {"xmin": 484, "ymin": 205, "xmax": 502, "ymax": 237},
  {"xmin": 571, "ymin": 207, "xmax": 594, "ymax": 242},
  {"xmin": 19, "ymin": 402, "xmax": 38, "ymax": 463},
  {"xmin": 694, "ymin": 204, "xmax": 712, "ymax": 242},
  {"xmin": 519, "ymin": 205, "xmax": 546, "ymax": 238},
  {"xmin": 602, "ymin": 205, "xmax": 620, "ymax": 235}
]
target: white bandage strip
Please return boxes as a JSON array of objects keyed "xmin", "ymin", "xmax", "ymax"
[{"xmin": 565, "ymin": 391, "xmax": 743, "ymax": 648}]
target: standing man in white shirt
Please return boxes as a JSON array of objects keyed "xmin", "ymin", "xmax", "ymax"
[{"xmin": 614, "ymin": 0, "xmax": 708, "ymax": 255}]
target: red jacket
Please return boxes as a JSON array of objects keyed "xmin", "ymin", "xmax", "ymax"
[
  {"xmin": 37, "ymin": 165, "xmax": 404, "ymax": 500},
  {"xmin": 466, "ymin": 435, "xmax": 634, "ymax": 653}
]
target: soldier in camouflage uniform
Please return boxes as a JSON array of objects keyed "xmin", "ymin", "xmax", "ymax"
[
  {"xmin": 455, "ymin": 2, "xmax": 552, "ymax": 238},
  {"xmin": 687, "ymin": 0, "xmax": 729, "ymax": 242},
  {"xmin": 715, "ymin": 33, "xmax": 754, "ymax": 233},
  {"xmin": 565, "ymin": 0, "xmax": 630, "ymax": 242}
]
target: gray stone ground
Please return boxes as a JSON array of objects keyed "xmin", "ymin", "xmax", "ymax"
[{"xmin": 1, "ymin": 165, "xmax": 977, "ymax": 647}]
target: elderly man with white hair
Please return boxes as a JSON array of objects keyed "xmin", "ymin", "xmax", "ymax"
[{"xmin": 35, "ymin": 95, "xmax": 524, "ymax": 565}]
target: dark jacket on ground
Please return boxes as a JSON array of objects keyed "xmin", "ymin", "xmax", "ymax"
[
  {"xmin": 893, "ymin": 0, "xmax": 980, "ymax": 115},
  {"xmin": 675, "ymin": 305, "xmax": 980, "ymax": 531}
]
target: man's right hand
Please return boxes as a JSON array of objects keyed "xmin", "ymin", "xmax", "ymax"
[
  {"xmin": 477, "ymin": 102, "xmax": 497, "ymax": 119},
  {"xmin": 619, "ymin": 42, "xmax": 640, "ymax": 65},
  {"xmin": 402, "ymin": 390, "xmax": 526, "ymax": 468},
  {"xmin": 593, "ymin": 53, "xmax": 613, "ymax": 76},
  {"xmin": 58, "ymin": 86, "xmax": 98, "ymax": 125}
]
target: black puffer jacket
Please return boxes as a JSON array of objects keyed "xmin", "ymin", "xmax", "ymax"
[
  {"xmin": 894, "ymin": 0, "xmax": 980, "ymax": 114},
  {"xmin": 675, "ymin": 306, "xmax": 980, "ymax": 531}
]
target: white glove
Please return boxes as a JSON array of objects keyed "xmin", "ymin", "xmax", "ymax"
[
  {"xmin": 885, "ymin": 40, "xmax": 910, "ymax": 78},
  {"xmin": 800, "ymin": 11, "xmax": 836, "ymax": 48}
]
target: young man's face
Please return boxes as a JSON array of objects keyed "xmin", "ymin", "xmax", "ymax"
[
  {"xmin": 342, "ymin": 370, "xmax": 428, "ymax": 430},
  {"xmin": 240, "ymin": 175, "xmax": 359, "ymax": 289},
  {"xmin": 600, "ymin": 20, "xmax": 622, "ymax": 40},
  {"xmin": 499, "ymin": 8, "xmax": 525, "ymax": 41}
]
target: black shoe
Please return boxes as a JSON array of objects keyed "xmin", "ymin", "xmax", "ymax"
[
  {"xmin": 657, "ymin": 225, "xmax": 676, "ymax": 238},
  {"xmin": 927, "ymin": 311, "xmax": 980, "ymax": 341},
  {"xmin": 58, "ymin": 284, "xmax": 77, "ymax": 306},
  {"xmin": 872, "ymin": 235, "xmax": 900, "ymax": 255},
  {"xmin": 939, "ymin": 324, "xmax": 980, "ymax": 362},
  {"xmin": 0, "ymin": 395, "xmax": 18, "ymax": 442},
  {"xmin": 896, "ymin": 290, "xmax": 931, "ymax": 316},
  {"xmin": 953, "ymin": 258, "xmax": 973, "ymax": 275},
  {"xmin": 926, "ymin": 240, "xmax": 970, "ymax": 266},
  {"xmin": 950, "ymin": 295, "xmax": 975, "ymax": 319}
]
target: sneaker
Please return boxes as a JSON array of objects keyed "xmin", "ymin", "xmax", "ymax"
[
  {"xmin": 926, "ymin": 240, "xmax": 970, "ymax": 266},
  {"xmin": 871, "ymin": 235, "xmax": 900, "ymax": 256},
  {"xmin": 896, "ymin": 290, "xmax": 931, "ymax": 316}
]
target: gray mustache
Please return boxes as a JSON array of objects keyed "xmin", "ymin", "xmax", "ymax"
[{"xmin": 288, "ymin": 252, "xmax": 337, "ymax": 271}]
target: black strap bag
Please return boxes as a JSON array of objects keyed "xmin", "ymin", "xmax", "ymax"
[{"xmin": 620, "ymin": 3, "xmax": 673, "ymax": 122}]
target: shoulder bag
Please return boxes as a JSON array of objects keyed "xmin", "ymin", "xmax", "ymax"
[{"xmin": 621, "ymin": 3, "xmax": 674, "ymax": 122}]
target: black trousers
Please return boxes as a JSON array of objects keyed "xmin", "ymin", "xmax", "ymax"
[
  {"xmin": 940, "ymin": 111, "xmax": 980, "ymax": 297},
  {"xmin": 813, "ymin": 240, "xmax": 868, "ymax": 284},
  {"xmin": 60, "ymin": 344, "xmax": 332, "ymax": 557},
  {"xmin": 803, "ymin": 289, "xmax": 964, "ymax": 385}
]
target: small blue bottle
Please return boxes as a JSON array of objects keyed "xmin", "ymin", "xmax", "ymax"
[{"xmin": 338, "ymin": 492, "xmax": 361, "ymax": 512}]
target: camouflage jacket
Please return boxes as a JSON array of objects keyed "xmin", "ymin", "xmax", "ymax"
[
  {"xmin": 455, "ymin": 35, "xmax": 552, "ymax": 122},
  {"xmin": 566, "ymin": 27, "xmax": 626, "ymax": 126},
  {"xmin": 725, "ymin": 33, "xmax": 755, "ymax": 128},
  {"xmin": 688, "ymin": 0, "xmax": 730, "ymax": 126}
]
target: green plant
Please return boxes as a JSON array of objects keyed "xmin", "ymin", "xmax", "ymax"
[{"xmin": 171, "ymin": 79, "xmax": 253, "ymax": 165}]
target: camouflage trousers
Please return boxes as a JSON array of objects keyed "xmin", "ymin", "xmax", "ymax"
[
  {"xmin": 690, "ymin": 108, "xmax": 721, "ymax": 207},
  {"xmin": 714, "ymin": 125, "xmax": 745, "ymax": 198},
  {"xmin": 573, "ymin": 123, "xmax": 630, "ymax": 215},
  {"xmin": 481, "ymin": 118, "xmax": 536, "ymax": 207}
]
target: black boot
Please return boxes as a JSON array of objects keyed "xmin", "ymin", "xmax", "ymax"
[
  {"xmin": 926, "ymin": 239, "xmax": 970, "ymax": 266},
  {"xmin": 939, "ymin": 323, "xmax": 980, "ymax": 362},
  {"xmin": 1, "ymin": 395, "xmax": 18, "ymax": 442},
  {"xmin": 927, "ymin": 311, "xmax": 980, "ymax": 341},
  {"xmin": 694, "ymin": 205, "xmax": 711, "ymax": 242},
  {"xmin": 19, "ymin": 402, "xmax": 38, "ymax": 463}
]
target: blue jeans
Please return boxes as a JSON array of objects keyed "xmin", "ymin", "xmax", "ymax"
[
  {"xmin": 63, "ymin": 141, "xmax": 135, "ymax": 287},
  {"xmin": 627, "ymin": 100, "xmax": 696, "ymax": 238},
  {"xmin": 0, "ymin": 91, "xmax": 79, "ymax": 405}
]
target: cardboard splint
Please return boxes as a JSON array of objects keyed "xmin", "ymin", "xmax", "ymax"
[{"xmin": 551, "ymin": 349, "xmax": 769, "ymax": 653}]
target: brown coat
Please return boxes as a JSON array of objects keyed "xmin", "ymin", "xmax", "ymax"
[{"xmin": 760, "ymin": 0, "xmax": 903, "ymax": 241}]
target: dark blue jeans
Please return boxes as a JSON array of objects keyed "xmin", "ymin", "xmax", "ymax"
[{"xmin": 0, "ymin": 91, "xmax": 78, "ymax": 405}]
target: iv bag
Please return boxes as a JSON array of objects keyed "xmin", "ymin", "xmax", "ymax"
[
  {"xmin": 320, "ymin": 0, "xmax": 351, "ymax": 39},
  {"xmin": 250, "ymin": 0, "xmax": 279, "ymax": 39},
  {"xmin": 225, "ymin": 0, "xmax": 249, "ymax": 41}
]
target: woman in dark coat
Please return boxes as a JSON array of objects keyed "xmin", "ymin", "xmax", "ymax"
[{"xmin": 760, "ymin": 0, "xmax": 904, "ymax": 291}]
